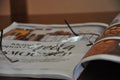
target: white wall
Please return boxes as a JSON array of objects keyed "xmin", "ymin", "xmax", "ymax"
[
  {"xmin": 0, "ymin": 0, "xmax": 10, "ymax": 16},
  {"xmin": 27, "ymin": 0, "xmax": 120, "ymax": 15}
]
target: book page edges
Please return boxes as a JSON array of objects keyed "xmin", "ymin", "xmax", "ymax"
[
  {"xmin": 0, "ymin": 71, "xmax": 72, "ymax": 80},
  {"xmin": 80, "ymin": 54, "xmax": 120, "ymax": 68}
]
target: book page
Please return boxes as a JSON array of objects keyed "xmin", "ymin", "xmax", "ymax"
[
  {"xmin": 0, "ymin": 22, "xmax": 108, "ymax": 79},
  {"xmin": 1, "ymin": 39, "xmax": 90, "ymax": 80},
  {"xmin": 3, "ymin": 22, "xmax": 108, "ymax": 42},
  {"xmin": 81, "ymin": 39, "xmax": 120, "ymax": 67}
]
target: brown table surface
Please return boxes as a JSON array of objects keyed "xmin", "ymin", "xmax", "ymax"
[
  {"xmin": 0, "ymin": 11, "xmax": 120, "ymax": 80},
  {"xmin": 0, "ymin": 11, "xmax": 120, "ymax": 30}
]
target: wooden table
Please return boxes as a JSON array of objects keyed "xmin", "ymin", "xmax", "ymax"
[
  {"xmin": 0, "ymin": 11, "xmax": 119, "ymax": 30},
  {"xmin": 0, "ymin": 11, "xmax": 119, "ymax": 80}
]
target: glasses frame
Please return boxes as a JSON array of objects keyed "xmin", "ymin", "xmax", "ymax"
[
  {"xmin": 0, "ymin": 30, "xmax": 19, "ymax": 63},
  {"xmin": 64, "ymin": 20, "xmax": 98, "ymax": 46}
]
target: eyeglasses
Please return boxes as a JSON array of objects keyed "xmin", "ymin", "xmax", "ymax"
[
  {"xmin": 0, "ymin": 30, "xmax": 19, "ymax": 63},
  {"xmin": 64, "ymin": 19, "xmax": 98, "ymax": 46},
  {"xmin": 64, "ymin": 20, "xmax": 78, "ymax": 36}
]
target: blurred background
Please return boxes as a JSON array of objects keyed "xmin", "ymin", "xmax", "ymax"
[
  {"xmin": 0, "ymin": 0, "xmax": 120, "ymax": 16},
  {"xmin": 0, "ymin": 0, "xmax": 120, "ymax": 26}
]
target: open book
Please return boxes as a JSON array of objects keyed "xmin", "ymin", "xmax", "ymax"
[{"xmin": 0, "ymin": 13, "xmax": 120, "ymax": 80}]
